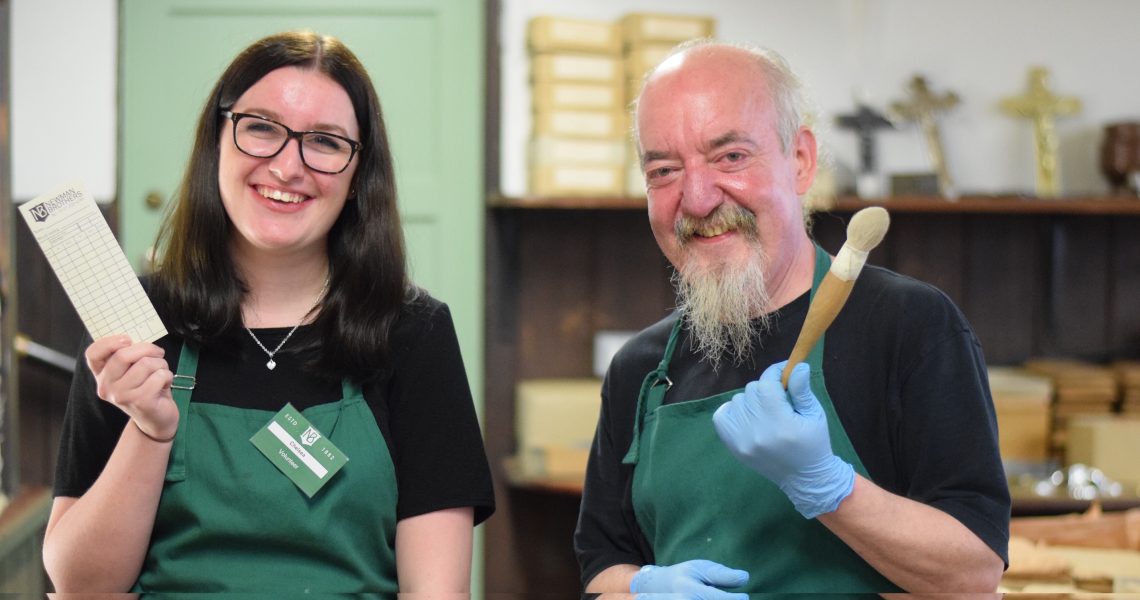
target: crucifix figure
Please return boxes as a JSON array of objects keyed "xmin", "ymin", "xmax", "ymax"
[
  {"xmin": 891, "ymin": 75, "xmax": 959, "ymax": 199},
  {"xmin": 1000, "ymin": 67, "xmax": 1082, "ymax": 198},
  {"xmin": 835, "ymin": 103, "xmax": 894, "ymax": 198}
]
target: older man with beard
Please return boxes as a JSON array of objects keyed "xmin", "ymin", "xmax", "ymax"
[{"xmin": 573, "ymin": 41, "xmax": 1010, "ymax": 597}]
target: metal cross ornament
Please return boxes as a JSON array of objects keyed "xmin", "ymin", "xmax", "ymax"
[
  {"xmin": 836, "ymin": 103, "xmax": 895, "ymax": 175},
  {"xmin": 1000, "ymin": 67, "xmax": 1082, "ymax": 199},
  {"xmin": 891, "ymin": 75, "xmax": 960, "ymax": 199}
]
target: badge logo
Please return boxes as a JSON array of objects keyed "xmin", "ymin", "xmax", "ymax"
[{"xmin": 299, "ymin": 426, "xmax": 321, "ymax": 446}]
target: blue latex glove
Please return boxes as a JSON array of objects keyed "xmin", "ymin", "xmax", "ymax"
[
  {"xmin": 712, "ymin": 361, "xmax": 855, "ymax": 519},
  {"xmin": 629, "ymin": 559, "xmax": 749, "ymax": 599}
]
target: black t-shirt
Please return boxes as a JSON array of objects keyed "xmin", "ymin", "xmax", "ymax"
[
  {"xmin": 54, "ymin": 290, "xmax": 495, "ymax": 525},
  {"xmin": 574, "ymin": 266, "xmax": 1010, "ymax": 586}
]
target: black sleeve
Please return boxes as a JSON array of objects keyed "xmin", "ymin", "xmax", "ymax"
[
  {"xmin": 574, "ymin": 324, "xmax": 666, "ymax": 588},
  {"xmin": 384, "ymin": 300, "xmax": 495, "ymax": 525},
  {"xmin": 833, "ymin": 269, "xmax": 1010, "ymax": 567},
  {"xmin": 52, "ymin": 332, "xmax": 129, "ymax": 497},
  {"xmin": 893, "ymin": 306, "xmax": 1011, "ymax": 566}
]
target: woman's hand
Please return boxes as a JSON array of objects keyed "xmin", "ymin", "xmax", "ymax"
[{"xmin": 86, "ymin": 335, "xmax": 178, "ymax": 441}]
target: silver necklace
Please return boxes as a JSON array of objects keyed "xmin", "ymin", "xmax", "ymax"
[{"xmin": 245, "ymin": 275, "xmax": 329, "ymax": 370}]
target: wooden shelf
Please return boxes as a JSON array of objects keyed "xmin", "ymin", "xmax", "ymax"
[
  {"xmin": 502, "ymin": 457, "xmax": 584, "ymax": 496},
  {"xmin": 488, "ymin": 194, "xmax": 646, "ymax": 210},
  {"xmin": 489, "ymin": 194, "xmax": 1140, "ymax": 215},
  {"xmin": 832, "ymin": 195, "xmax": 1140, "ymax": 215}
]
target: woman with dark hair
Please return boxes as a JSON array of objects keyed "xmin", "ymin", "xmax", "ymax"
[{"xmin": 42, "ymin": 30, "xmax": 494, "ymax": 594}]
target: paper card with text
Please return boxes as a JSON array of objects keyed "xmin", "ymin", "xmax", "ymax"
[
  {"xmin": 250, "ymin": 403, "xmax": 349, "ymax": 497},
  {"xmin": 18, "ymin": 182, "xmax": 166, "ymax": 343}
]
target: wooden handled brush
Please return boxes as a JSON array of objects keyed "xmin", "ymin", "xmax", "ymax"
[{"xmin": 781, "ymin": 207, "xmax": 891, "ymax": 388}]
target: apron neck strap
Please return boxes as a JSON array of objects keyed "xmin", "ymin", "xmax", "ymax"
[
  {"xmin": 623, "ymin": 243, "xmax": 831, "ymax": 465},
  {"xmin": 166, "ymin": 343, "xmax": 200, "ymax": 481}
]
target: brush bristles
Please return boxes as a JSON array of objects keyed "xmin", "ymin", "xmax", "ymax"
[{"xmin": 846, "ymin": 207, "xmax": 891, "ymax": 252}]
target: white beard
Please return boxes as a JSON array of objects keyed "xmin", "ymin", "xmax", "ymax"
[{"xmin": 673, "ymin": 234, "xmax": 773, "ymax": 371}]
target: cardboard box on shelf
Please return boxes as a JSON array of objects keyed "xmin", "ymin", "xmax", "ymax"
[
  {"xmin": 515, "ymin": 378, "xmax": 602, "ymax": 451},
  {"xmin": 528, "ymin": 16, "xmax": 621, "ymax": 55},
  {"xmin": 990, "ymin": 367, "xmax": 1053, "ymax": 462},
  {"xmin": 518, "ymin": 445, "xmax": 591, "ymax": 479},
  {"xmin": 514, "ymin": 379, "xmax": 603, "ymax": 479},
  {"xmin": 531, "ymin": 53, "xmax": 622, "ymax": 84},
  {"xmin": 624, "ymin": 42, "xmax": 676, "ymax": 82},
  {"xmin": 1066, "ymin": 416, "xmax": 1140, "ymax": 486},
  {"xmin": 620, "ymin": 13, "xmax": 715, "ymax": 47},
  {"xmin": 530, "ymin": 136, "xmax": 627, "ymax": 166},
  {"xmin": 532, "ymin": 81, "xmax": 624, "ymax": 111},
  {"xmin": 532, "ymin": 109, "xmax": 627, "ymax": 139},
  {"xmin": 530, "ymin": 164, "xmax": 624, "ymax": 197}
]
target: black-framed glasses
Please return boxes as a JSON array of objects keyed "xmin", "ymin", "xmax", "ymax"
[{"xmin": 221, "ymin": 110, "xmax": 361, "ymax": 175}]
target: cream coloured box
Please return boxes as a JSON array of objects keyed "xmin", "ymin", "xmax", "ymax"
[
  {"xmin": 515, "ymin": 379, "xmax": 603, "ymax": 451},
  {"xmin": 533, "ymin": 109, "xmax": 627, "ymax": 139},
  {"xmin": 625, "ymin": 42, "xmax": 677, "ymax": 82},
  {"xmin": 532, "ymin": 81, "xmax": 625, "ymax": 112},
  {"xmin": 621, "ymin": 13, "xmax": 715, "ymax": 46},
  {"xmin": 528, "ymin": 16, "xmax": 621, "ymax": 54},
  {"xmin": 532, "ymin": 53, "xmax": 622, "ymax": 84},
  {"xmin": 1066, "ymin": 416, "xmax": 1140, "ymax": 485},
  {"xmin": 531, "ymin": 136, "xmax": 627, "ymax": 166},
  {"xmin": 530, "ymin": 164, "xmax": 625, "ymax": 197}
]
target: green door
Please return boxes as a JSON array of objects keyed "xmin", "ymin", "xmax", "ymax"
[{"xmin": 119, "ymin": 0, "xmax": 486, "ymax": 588}]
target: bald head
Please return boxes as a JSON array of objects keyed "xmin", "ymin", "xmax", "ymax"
[{"xmin": 634, "ymin": 41, "xmax": 807, "ymax": 157}]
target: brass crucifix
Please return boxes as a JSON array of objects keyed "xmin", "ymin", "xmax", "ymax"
[
  {"xmin": 891, "ymin": 76, "xmax": 960, "ymax": 200},
  {"xmin": 1000, "ymin": 67, "xmax": 1082, "ymax": 198}
]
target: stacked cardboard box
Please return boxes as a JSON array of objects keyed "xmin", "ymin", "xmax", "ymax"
[
  {"xmin": 514, "ymin": 378, "xmax": 602, "ymax": 478},
  {"xmin": 527, "ymin": 17, "xmax": 627, "ymax": 197},
  {"xmin": 1066, "ymin": 415, "xmax": 1140, "ymax": 488},
  {"xmin": 1115, "ymin": 361, "xmax": 1140, "ymax": 415},
  {"xmin": 619, "ymin": 13, "xmax": 716, "ymax": 197},
  {"xmin": 988, "ymin": 366, "xmax": 1053, "ymax": 464},
  {"xmin": 1024, "ymin": 358, "xmax": 1119, "ymax": 459}
]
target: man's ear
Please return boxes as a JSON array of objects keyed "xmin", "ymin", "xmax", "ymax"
[{"xmin": 793, "ymin": 127, "xmax": 818, "ymax": 196}]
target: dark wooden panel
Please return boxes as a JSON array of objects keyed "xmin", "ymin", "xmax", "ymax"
[
  {"xmin": 503, "ymin": 486, "xmax": 581, "ymax": 597},
  {"xmin": 1108, "ymin": 216, "xmax": 1140, "ymax": 358},
  {"xmin": 516, "ymin": 212, "xmax": 598, "ymax": 379},
  {"xmin": 1043, "ymin": 217, "xmax": 1111, "ymax": 360},
  {"xmin": 14, "ymin": 204, "xmax": 88, "ymax": 489},
  {"xmin": 590, "ymin": 211, "xmax": 673, "ymax": 333},
  {"xmin": 483, "ymin": 210, "xmax": 525, "ymax": 592},
  {"xmin": 960, "ymin": 215, "xmax": 1040, "ymax": 365},
  {"xmin": 483, "ymin": 208, "xmax": 675, "ymax": 594}
]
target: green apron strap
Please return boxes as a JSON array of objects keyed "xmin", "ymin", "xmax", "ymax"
[
  {"xmin": 325, "ymin": 378, "xmax": 365, "ymax": 438},
  {"xmin": 623, "ymin": 318, "xmax": 684, "ymax": 465},
  {"xmin": 803, "ymin": 243, "xmax": 830, "ymax": 370},
  {"xmin": 166, "ymin": 343, "xmax": 199, "ymax": 482}
]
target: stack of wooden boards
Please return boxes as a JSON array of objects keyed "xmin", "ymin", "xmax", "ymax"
[{"xmin": 1004, "ymin": 505, "xmax": 1140, "ymax": 593}]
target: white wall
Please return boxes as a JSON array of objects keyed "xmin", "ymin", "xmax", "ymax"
[
  {"xmin": 10, "ymin": 0, "xmax": 117, "ymax": 203},
  {"xmin": 500, "ymin": 0, "xmax": 1140, "ymax": 197},
  {"xmin": 10, "ymin": 1, "xmax": 1140, "ymax": 203}
]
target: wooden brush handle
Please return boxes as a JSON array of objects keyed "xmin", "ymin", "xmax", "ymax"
[
  {"xmin": 780, "ymin": 207, "xmax": 890, "ymax": 388},
  {"xmin": 781, "ymin": 274, "xmax": 855, "ymax": 388}
]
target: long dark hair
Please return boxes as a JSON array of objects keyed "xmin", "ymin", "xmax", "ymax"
[{"xmin": 150, "ymin": 30, "xmax": 409, "ymax": 381}]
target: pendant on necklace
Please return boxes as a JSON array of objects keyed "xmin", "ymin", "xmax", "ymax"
[{"xmin": 267, "ymin": 359, "xmax": 277, "ymax": 370}]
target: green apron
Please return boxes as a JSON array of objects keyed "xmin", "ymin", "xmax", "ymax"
[
  {"xmin": 624, "ymin": 244, "xmax": 899, "ymax": 593},
  {"xmin": 135, "ymin": 343, "xmax": 399, "ymax": 593}
]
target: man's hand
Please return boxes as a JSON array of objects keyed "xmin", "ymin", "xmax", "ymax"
[
  {"xmin": 712, "ymin": 361, "xmax": 854, "ymax": 519},
  {"xmin": 629, "ymin": 559, "xmax": 748, "ymax": 599}
]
